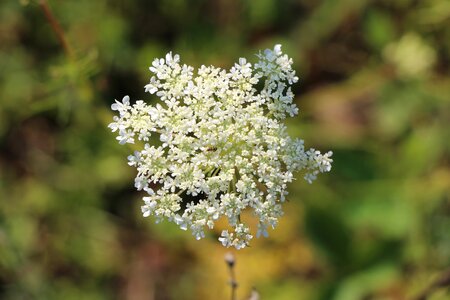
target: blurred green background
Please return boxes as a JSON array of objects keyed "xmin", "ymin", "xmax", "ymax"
[{"xmin": 0, "ymin": 0, "xmax": 449, "ymax": 299}]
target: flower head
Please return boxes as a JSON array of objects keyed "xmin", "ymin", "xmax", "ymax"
[{"xmin": 109, "ymin": 44, "xmax": 332, "ymax": 249}]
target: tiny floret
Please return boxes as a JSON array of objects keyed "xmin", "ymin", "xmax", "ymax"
[{"xmin": 109, "ymin": 44, "xmax": 332, "ymax": 249}]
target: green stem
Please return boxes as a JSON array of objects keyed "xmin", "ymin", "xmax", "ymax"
[{"xmin": 212, "ymin": 168, "xmax": 221, "ymax": 177}]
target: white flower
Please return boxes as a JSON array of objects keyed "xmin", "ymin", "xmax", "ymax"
[
  {"xmin": 111, "ymin": 95, "xmax": 130, "ymax": 116},
  {"xmin": 219, "ymin": 230, "xmax": 233, "ymax": 247},
  {"xmin": 109, "ymin": 44, "xmax": 333, "ymax": 249}
]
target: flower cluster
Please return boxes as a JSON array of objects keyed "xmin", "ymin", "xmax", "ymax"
[{"xmin": 109, "ymin": 45, "xmax": 332, "ymax": 249}]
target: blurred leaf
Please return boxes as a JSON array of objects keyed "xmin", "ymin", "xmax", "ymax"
[
  {"xmin": 333, "ymin": 264, "xmax": 399, "ymax": 300},
  {"xmin": 304, "ymin": 204, "xmax": 352, "ymax": 269},
  {"xmin": 363, "ymin": 8, "xmax": 396, "ymax": 51},
  {"xmin": 245, "ymin": 0, "xmax": 277, "ymax": 28}
]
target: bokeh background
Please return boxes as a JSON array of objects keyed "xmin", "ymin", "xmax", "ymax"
[{"xmin": 0, "ymin": 0, "xmax": 449, "ymax": 299}]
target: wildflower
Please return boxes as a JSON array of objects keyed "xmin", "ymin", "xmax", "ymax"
[{"xmin": 109, "ymin": 45, "xmax": 333, "ymax": 249}]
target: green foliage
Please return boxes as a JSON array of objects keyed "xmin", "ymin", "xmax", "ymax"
[{"xmin": 0, "ymin": 0, "xmax": 449, "ymax": 299}]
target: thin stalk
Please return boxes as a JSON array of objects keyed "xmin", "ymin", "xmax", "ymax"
[
  {"xmin": 212, "ymin": 167, "xmax": 221, "ymax": 177},
  {"xmin": 205, "ymin": 167, "xmax": 216, "ymax": 177},
  {"xmin": 38, "ymin": 0, "xmax": 75, "ymax": 60},
  {"xmin": 224, "ymin": 253, "xmax": 237, "ymax": 300}
]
